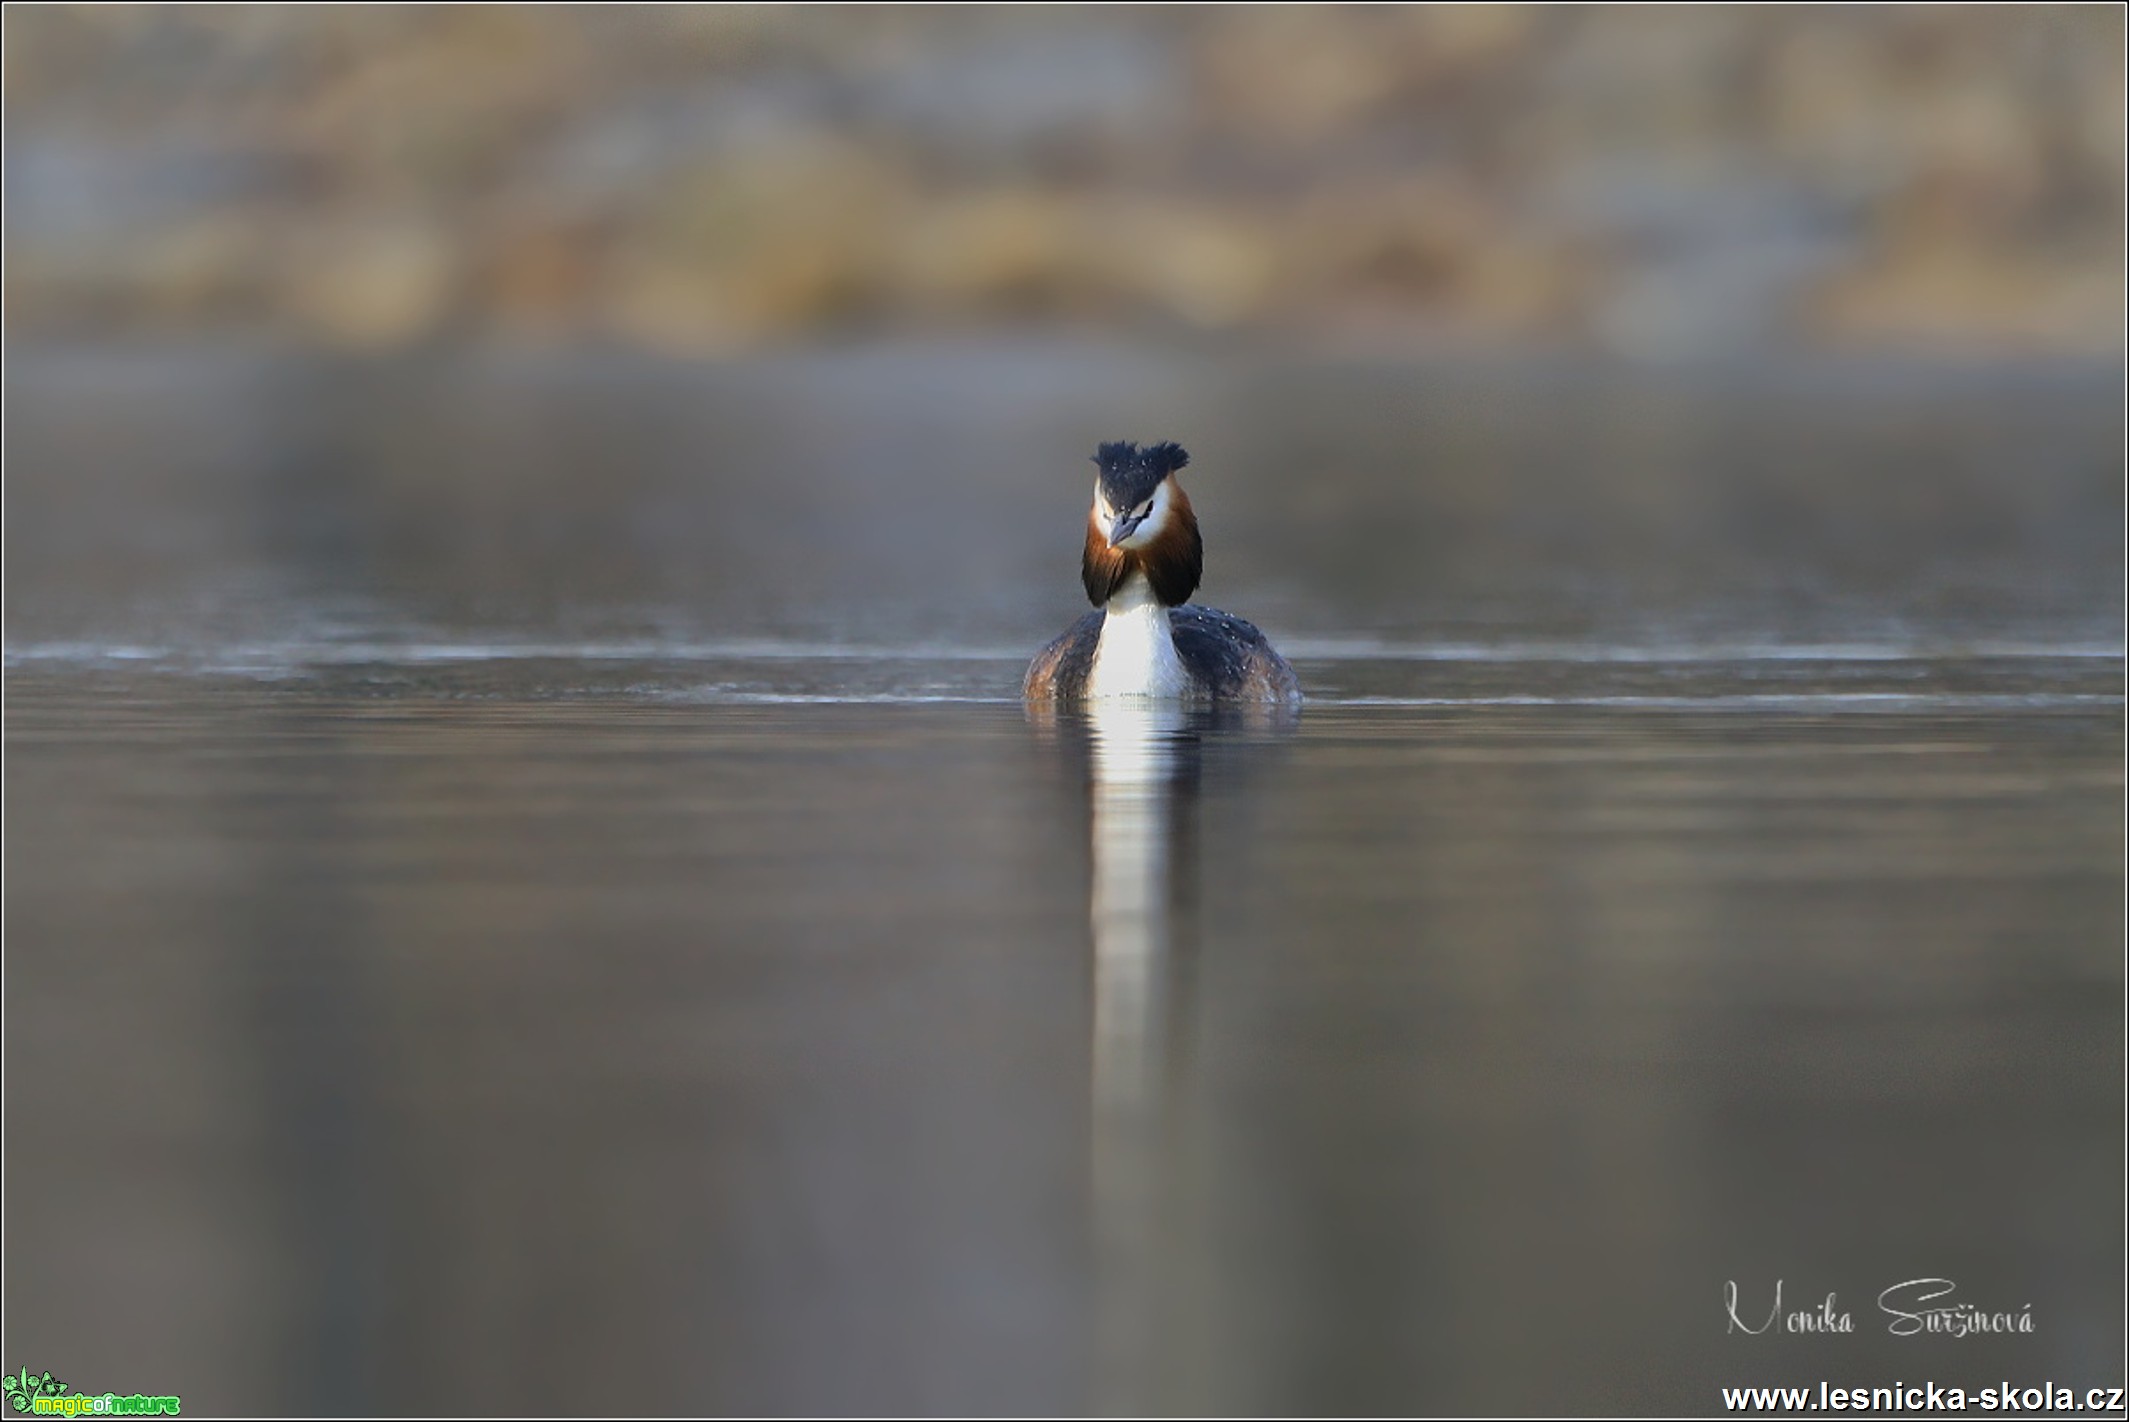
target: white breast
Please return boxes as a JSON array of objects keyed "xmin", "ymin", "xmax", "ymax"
[{"xmin": 1086, "ymin": 576, "xmax": 1190, "ymax": 698}]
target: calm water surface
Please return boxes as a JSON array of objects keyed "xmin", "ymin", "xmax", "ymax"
[
  {"xmin": 6, "ymin": 650, "xmax": 2121, "ymax": 1415},
  {"xmin": 5, "ymin": 347, "xmax": 2124, "ymax": 1414}
]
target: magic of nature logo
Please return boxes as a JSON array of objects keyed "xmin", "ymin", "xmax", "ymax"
[{"xmin": 1, "ymin": 1369, "xmax": 180, "ymax": 1416}]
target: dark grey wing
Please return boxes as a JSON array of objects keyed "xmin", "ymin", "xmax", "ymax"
[
  {"xmin": 1023, "ymin": 609, "xmax": 1104, "ymax": 701},
  {"xmin": 1170, "ymin": 603, "xmax": 1302, "ymax": 702}
]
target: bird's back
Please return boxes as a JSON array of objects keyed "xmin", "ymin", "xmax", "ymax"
[
  {"xmin": 1169, "ymin": 603, "xmax": 1302, "ymax": 702},
  {"xmin": 1022, "ymin": 609, "xmax": 1103, "ymax": 701}
]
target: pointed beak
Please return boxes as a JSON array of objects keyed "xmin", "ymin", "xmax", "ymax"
[{"xmin": 1107, "ymin": 512, "xmax": 1145, "ymax": 548}]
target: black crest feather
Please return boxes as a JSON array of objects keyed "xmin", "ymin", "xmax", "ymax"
[{"xmin": 1092, "ymin": 440, "xmax": 1189, "ymax": 510}]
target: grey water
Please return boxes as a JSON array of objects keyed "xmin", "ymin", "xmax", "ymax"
[{"xmin": 5, "ymin": 345, "xmax": 2123, "ymax": 1415}]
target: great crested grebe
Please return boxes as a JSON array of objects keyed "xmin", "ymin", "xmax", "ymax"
[{"xmin": 1023, "ymin": 440, "xmax": 1300, "ymax": 704}]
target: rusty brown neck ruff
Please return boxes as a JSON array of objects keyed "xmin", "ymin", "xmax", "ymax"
[{"xmin": 1082, "ymin": 480, "xmax": 1203, "ymax": 608}]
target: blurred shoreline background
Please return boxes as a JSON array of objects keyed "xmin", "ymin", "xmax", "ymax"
[
  {"xmin": 5, "ymin": 5, "xmax": 2121, "ymax": 361},
  {"xmin": 4, "ymin": 6, "xmax": 2122, "ymax": 659}
]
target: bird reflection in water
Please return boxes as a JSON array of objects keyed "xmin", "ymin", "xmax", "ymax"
[{"xmin": 1027, "ymin": 695, "xmax": 1298, "ymax": 1412}]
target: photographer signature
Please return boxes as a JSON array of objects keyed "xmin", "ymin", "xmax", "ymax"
[{"xmin": 1725, "ymin": 1279, "xmax": 2034, "ymax": 1337}]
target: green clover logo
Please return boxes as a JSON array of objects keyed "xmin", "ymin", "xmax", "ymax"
[{"xmin": 1, "ymin": 1369, "xmax": 68, "ymax": 1413}]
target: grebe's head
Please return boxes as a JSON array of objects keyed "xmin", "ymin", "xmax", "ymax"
[
  {"xmin": 1083, "ymin": 440, "xmax": 1203, "ymax": 607},
  {"xmin": 1092, "ymin": 440, "xmax": 1186, "ymax": 550}
]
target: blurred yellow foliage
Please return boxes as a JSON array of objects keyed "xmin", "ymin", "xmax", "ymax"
[{"xmin": 4, "ymin": 5, "xmax": 2119, "ymax": 355}]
